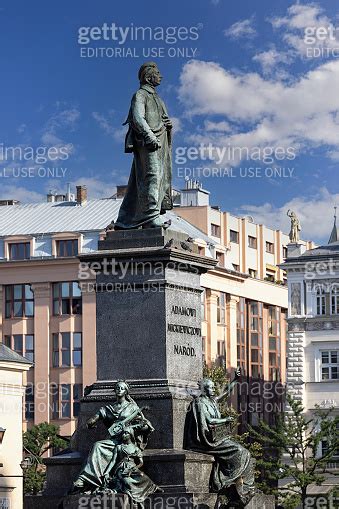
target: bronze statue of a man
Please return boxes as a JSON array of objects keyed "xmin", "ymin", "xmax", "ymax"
[{"xmin": 115, "ymin": 62, "xmax": 173, "ymax": 230}]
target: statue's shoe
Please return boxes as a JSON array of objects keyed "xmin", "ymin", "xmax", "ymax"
[{"xmin": 142, "ymin": 218, "xmax": 171, "ymax": 229}]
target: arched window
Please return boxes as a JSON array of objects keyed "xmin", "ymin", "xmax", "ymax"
[
  {"xmin": 316, "ymin": 287, "xmax": 326, "ymax": 315},
  {"xmin": 331, "ymin": 285, "xmax": 339, "ymax": 315}
]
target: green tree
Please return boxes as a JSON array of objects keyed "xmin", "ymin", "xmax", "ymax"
[
  {"xmin": 249, "ymin": 394, "xmax": 339, "ymax": 509},
  {"xmin": 23, "ymin": 422, "xmax": 67, "ymax": 495}
]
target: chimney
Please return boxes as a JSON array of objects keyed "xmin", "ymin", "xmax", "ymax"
[
  {"xmin": 47, "ymin": 190, "xmax": 55, "ymax": 203},
  {"xmin": 76, "ymin": 185, "xmax": 87, "ymax": 206},
  {"xmin": 116, "ymin": 185, "xmax": 128, "ymax": 199},
  {"xmin": 66, "ymin": 183, "xmax": 72, "ymax": 202}
]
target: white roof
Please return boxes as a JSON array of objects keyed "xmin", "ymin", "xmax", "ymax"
[{"xmin": 0, "ymin": 198, "xmax": 216, "ymax": 246}]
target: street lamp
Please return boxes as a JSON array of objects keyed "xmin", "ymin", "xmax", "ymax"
[
  {"xmin": 20, "ymin": 456, "xmax": 34, "ymax": 471},
  {"xmin": 0, "ymin": 427, "xmax": 6, "ymax": 445}
]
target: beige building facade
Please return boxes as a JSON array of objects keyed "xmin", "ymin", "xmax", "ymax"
[{"xmin": 0, "ymin": 183, "xmax": 314, "ymax": 438}]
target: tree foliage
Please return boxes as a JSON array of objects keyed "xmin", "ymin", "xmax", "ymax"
[
  {"xmin": 23, "ymin": 422, "xmax": 67, "ymax": 495},
  {"xmin": 249, "ymin": 394, "xmax": 339, "ymax": 508}
]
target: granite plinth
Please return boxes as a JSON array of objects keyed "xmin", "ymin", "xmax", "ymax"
[
  {"xmin": 42, "ymin": 448, "xmax": 214, "ymax": 498},
  {"xmin": 24, "ymin": 493, "xmax": 275, "ymax": 509}
]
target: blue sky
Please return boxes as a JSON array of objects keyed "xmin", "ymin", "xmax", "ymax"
[{"xmin": 0, "ymin": 0, "xmax": 339, "ymax": 243}]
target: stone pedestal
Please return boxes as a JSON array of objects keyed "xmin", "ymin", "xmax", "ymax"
[{"xmin": 73, "ymin": 227, "xmax": 216, "ymax": 452}]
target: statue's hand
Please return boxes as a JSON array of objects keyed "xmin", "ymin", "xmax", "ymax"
[
  {"xmin": 147, "ymin": 138, "xmax": 161, "ymax": 151},
  {"xmin": 164, "ymin": 118, "xmax": 173, "ymax": 130}
]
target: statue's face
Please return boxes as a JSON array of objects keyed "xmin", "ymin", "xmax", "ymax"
[
  {"xmin": 150, "ymin": 67, "xmax": 162, "ymax": 86},
  {"xmin": 122, "ymin": 430, "xmax": 131, "ymax": 441},
  {"xmin": 204, "ymin": 380, "xmax": 215, "ymax": 397},
  {"xmin": 115, "ymin": 382, "xmax": 127, "ymax": 397}
]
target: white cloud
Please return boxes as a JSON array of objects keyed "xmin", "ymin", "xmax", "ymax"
[
  {"xmin": 92, "ymin": 111, "xmax": 127, "ymax": 142},
  {"xmin": 238, "ymin": 187, "xmax": 338, "ymax": 243},
  {"xmin": 270, "ymin": 3, "xmax": 338, "ymax": 58},
  {"xmin": 46, "ymin": 177, "xmax": 116, "ymax": 200},
  {"xmin": 204, "ymin": 120, "xmax": 231, "ymax": 132},
  {"xmin": 0, "ymin": 184, "xmax": 44, "ymax": 203},
  {"xmin": 253, "ymin": 48, "xmax": 293, "ymax": 74},
  {"xmin": 178, "ymin": 59, "xmax": 339, "ymax": 165},
  {"xmin": 224, "ymin": 17, "xmax": 256, "ymax": 40}
]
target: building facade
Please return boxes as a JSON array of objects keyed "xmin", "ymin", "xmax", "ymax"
[
  {"xmin": 0, "ymin": 183, "xmax": 313, "ymax": 438},
  {"xmin": 0, "ymin": 344, "xmax": 31, "ymax": 509},
  {"xmin": 282, "ymin": 232, "xmax": 339, "ymax": 468}
]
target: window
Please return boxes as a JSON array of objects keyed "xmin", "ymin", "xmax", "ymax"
[
  {"xmin": 60, "ymin": 384, "xmax": 71, "ymax": 418},
  {"xmin": 331, "ymin": 285, "xmax": 339, "ymax": 315},
  {"xmin": 230, "ymin": 230, "xmax": 239, "ymax": 243},
  {"xmin": 248, "ymin": 268, "xmax": 257, "ymax": 278},
  {"xmin": 232, "ymin": 264, "xmax": 240, "ymax": 272},
  {"xmin": 217, "ymin": 340, "xmax": 226, "ymax": 367},
  {"xmin": 25, "ymin": 335, "xmax": 34, "ymax": 362},
  {"xmin": 73, "ymin": 384, "xmax": 83, "ymax": 417},
  {"xmin": 237, "ymin": 298, "xmax": 246, "ymax": 373},
  {"xmin": 4, "ymin": 334, "xmax": 34, "ymax": 361},
  {"xmin": 9, "ymin": 242, "xmax": 30, "ymax": 260},
  {"xmin": 321, "ymin": 422, "xmax": 339, "ymax": 462},
  {"xmin": 217, "ymin": 292, "xmax": 226, "ymax": 324},
  {"xmin": 51, "ymin": 384, "xmax": 59, "ymax": 419},
  {"xmin": 283, "ymin": 246, "xmax": 288, "ymax": 258},
  {"xmin": 211, "ymin": 223, "xmax": 221, "ymax": 237},
  {"xmin": 265, "ymin": 270, "xmax": 275, "ymax": 283},
  {"xmin": 248, "ymin": 236, "xmax": 257, "ymax": 249},
  {"xmin": 268, "ymin": 306, "xmax": 281, "ymax": 381},
  {"xmin": 216, "ymin": 251, "xmax": 224, "ymax": 266},
  {"xmin": 198, "ymin": 246, "xmax": 205, "ymax": 256},
  {"xmin": 5, "ymin": 284, "xmax": 34, "ymax": 318},
  {"xmin": 56, "ymin": 239, "xmax": 78, "ymax": 257},
  {"xmin": 316, "ymin": 287, "xmax": 326, "ymax": 316},
  {"xmin": 53, "ymin": 282, "xmax": 82, "ymax": 315},
  {"xmin": 73, "ymin": 333, "xmax": 82, "ymax": 367},
  {"xmin": 52, "ymin": 332, "xmax": 82, "ymax": 367},
  {"xmin": 266, "ymin": 242, "xmax": 274, "ymax": 254},
  {"xmin": 321, "ymin": 351, "xmax": 338, "ymax": 380},
  {"xmin": 249, "ymin": 301, "xmax": 263, "ymax": 378},
  {"xmin": 51, "ymin": 384, "xmax": 82, "ymax": 419},
  {"xmin": 13, "ymin": 335, "xmax": 23, "ymax": 356},
  {"xmin": 25, "ymin": 383, "xmax": 34, "ymax": 420}
]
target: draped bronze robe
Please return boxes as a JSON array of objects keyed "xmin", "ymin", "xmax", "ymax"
[
  {"xmin": 77, "ymin": 401, "xmax": 152, "ymax": 489},
  {"xmin": 184, "ymin": 395, "xmax": 256, "ymax": 504},
  {"xmin": 115, "ymin": 84, "xmax": 173, "ymax": 229}
]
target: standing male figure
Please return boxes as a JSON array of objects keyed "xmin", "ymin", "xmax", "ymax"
[{"xmin": 115, "ymin": 62, "xmax": 173, "ymax": 230}]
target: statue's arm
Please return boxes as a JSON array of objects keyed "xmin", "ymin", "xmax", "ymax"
[
  {"xmin": 215, "ymin": 367, "xmax": 241, "ymax": 403},
  {"xmin": 205, "ymin": 414, "xmax": 234, "ymax": 425},
  {"xmin": 131, "ymin": 92, "xmax": 159, "ymax": 147}
]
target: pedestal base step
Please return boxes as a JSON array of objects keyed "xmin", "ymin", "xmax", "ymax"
[{"xmin": 24, "ymin": 493, "xmax": 275, "ymax": 509}]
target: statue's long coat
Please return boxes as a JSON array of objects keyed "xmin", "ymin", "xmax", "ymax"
[{"xmin": 115, "ymin": 83, "xmax": 173, "ymax": 229}]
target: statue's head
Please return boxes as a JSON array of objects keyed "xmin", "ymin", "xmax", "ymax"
[
  {"xmin": 122, "ymin": 426, "xmax": 135, "ymax": 443},
  {"xmin": 200, "ymin": 378, "xmax": 216, "ymax": 397},
  {"xmin": 138, "ymin": 61, "xmax": 162, "ymax": 87},
  {"xmin": 114, "ymin": 380, "xmax": 130, "ymax": 397}
]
